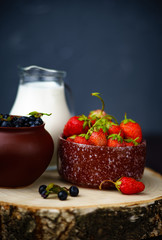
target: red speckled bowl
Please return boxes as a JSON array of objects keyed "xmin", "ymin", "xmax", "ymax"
[{"xmin": 57, "ymin": 136, "xmax": 146, "ymax": 189}]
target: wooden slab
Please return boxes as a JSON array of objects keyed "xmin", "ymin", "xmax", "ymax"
[{"xmin": 0, "ymin": 167, "xmax": 162, "ymax": 240}]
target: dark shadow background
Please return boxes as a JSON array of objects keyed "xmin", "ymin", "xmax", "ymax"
[{"xmin": 0, "ymin": 0, "xmax": 162, "ymax": 175}]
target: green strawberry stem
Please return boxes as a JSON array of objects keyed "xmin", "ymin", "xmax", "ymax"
[
  {"xmin": 124, "ymin": 137, "xmax": 139, "ymax": 146},
  {"xmin": 78, "ymin": 114, "xmax": 91, "ymax": 128},
  {"xmin": 99, "ymin": 179, "xmax": 121, "ymax": 192},
  {"xmin": 105, "ymin": 114, "xmax": 118, "ymax": 124},
  {"xmin": 85, "ymin": 117, "xmax": 105, "ymax": 139},
  {"xmin": 69, "ymin": 135, "xmax": 77, "ymax": 139},
  {"xmin": 91, "ymin": 92, "xmax": 105, "ymax": 112},
  {"xmin": 29, "ymin": 111, "xmax": 52, "ymax": 118},
  {"xmin": 85, "ymin": 114, "xmax": 118, "ymax": 140},
  {"xmin": 91, "ymin": 93, "xmax": 118, "ymax": 124},
  {"xmin": 122, "ymin": 113, "xmax": 136, "ymax": 124},
  {"xmin": 108, "ymin": 133, "xmax": 123, "ymax": 142}
]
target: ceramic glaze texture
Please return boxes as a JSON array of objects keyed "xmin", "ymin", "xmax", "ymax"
[
  {"xmin": 0, "ymin": 124, "xmax": 54, "ymax": 187},
  {"xmin": 58, "ymin": 137, "xmax": 146, "ymax": 189}
]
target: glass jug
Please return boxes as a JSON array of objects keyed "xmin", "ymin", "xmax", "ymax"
[{"xmin": 10, "ymin": 65, "xmax": 73, "ymax": 168}]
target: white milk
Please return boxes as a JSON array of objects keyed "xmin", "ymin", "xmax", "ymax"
[{"xmin": 10, "ymin": 81, "xmax": 71, "ymax": 166}]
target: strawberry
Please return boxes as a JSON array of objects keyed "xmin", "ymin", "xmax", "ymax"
[
  {"xmin": 88, "ymin": 109, "xmax": 107, "ymax": 125},
  {"xmin": 124, "ymin": 137, "xmax": 139, "ymax": 146},
  {"xmin": 92, "ymin": 118, "xmax": 109, "ymax": 136},
  {"xmin": 63, "ymin": 115, "xmax": 91, "ymax": 137},
  {"xmin": 120, "ymin": 113, "xmax": 142, "ymax": 143},
  {"xmin": 88, "ymin": 131, "xmax": 107, "ymax": 146},
  {"xmin": 88, "ymin": 93, "xmax": 107, "ymax": 125},
  {"xmin": 85, "ymin": 116, "xmax": 108, "ymax": 137},
  {"xmin": 98, "ymin": 128, "xmax": 108, "ymax": 137},
  {"xmin": 99, "ymin": 177, "xmax": 145, "ymax": 194},
  {"xmin": 66, "ymin": 135, "xmax": 76, "ymax": 142},
  {"xmin": 88, "ymin": 92, "xmax": 118, "ymax": 125},
  {"xmin": 89, "ymin": 109, "xmax": 107, "ymax": 119},
  {"xmin": 74, "ymin": 135, "xmax": 90, "ymax": 145},
  {"xmin": 107, "ymin": 122, "xmax": 124, "ymax": 138},
  {"xmin": 107, "ymin": 134, "xmax": 125, "ymax": 147}
]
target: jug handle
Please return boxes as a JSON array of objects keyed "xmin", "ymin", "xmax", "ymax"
[{"xmin": 65, "ymin": 83, "xmax": 75, "ymax": 116}]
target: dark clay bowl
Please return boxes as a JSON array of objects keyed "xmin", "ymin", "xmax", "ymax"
[
  {"xmin": 0, "ymin": 123, "xmax": 54, "ymax": 188},
  {"xmin": 57, "ymin": 137, "xmax": 146, "ymax": 189}
]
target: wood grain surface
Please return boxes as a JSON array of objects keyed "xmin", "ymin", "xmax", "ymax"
[{"xmin": 0, "ymin": 167, "xmax": 161, "ymax": 240}]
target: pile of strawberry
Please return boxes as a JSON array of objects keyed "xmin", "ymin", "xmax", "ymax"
[{"xmin": 63, "ymin": 93, "xmax": 143, "ymax": 147}]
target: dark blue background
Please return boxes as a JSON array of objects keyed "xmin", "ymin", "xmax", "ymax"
[{"xmin": 0, "ymin": 0, "xmax": 162, "ymax": 174}]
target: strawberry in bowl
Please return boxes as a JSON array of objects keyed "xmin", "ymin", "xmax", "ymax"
[{"xmin": 57, "ymin": 93, "xmax": 146, "ymax": 189}]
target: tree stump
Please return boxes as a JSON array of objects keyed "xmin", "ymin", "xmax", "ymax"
[{"xmin": 0, "ymin": 167, "xmax": 161, "ymax": 240}]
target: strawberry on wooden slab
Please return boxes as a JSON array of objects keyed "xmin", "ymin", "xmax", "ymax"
[{"xmin": 99, "ymin": 177, "xmax": 145, "ymax": 195}]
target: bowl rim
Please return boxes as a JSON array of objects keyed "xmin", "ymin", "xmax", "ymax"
[{"xmin": 59, "ymin": 135, "xmax": 146, "ymax": 149}]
